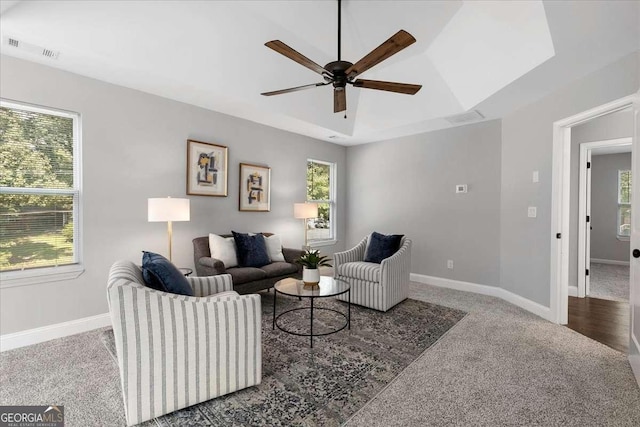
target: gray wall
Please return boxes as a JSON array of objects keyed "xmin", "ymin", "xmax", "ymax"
[
  {"xmin": 568, "ymin": 109, "xmax": 633, "ymax": 287},
  {"xmin": 0, "ymin": 55, "xmax": 346, "ymax": 335},
  {"xmin": 590, "ymin": 153, "xmax": 632, "ymax": 262},
  {"xmin": 500, "ymin": 52, "xmax": 639, "ymax": 306},
  {"xmin": 345, "ymin": 120, "xmax": 502, "ymax": 286}
]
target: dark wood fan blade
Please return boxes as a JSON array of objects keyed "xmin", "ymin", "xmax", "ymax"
[
  {"xmin": 261, "ymin": 82, "xmax": 328, "ymax": 96},
  {"xmin": 334, "ymin": 88, "xmax": 346, "ymax": 113},
  {"xmin": 265, "ymin": 40, "xmax": 332, "ymax": 77},
  {"xmin": 352, "ymin": 79, "xmax": 421, "ymax": 95},
  {"xmin": 345, "ymin": 30, "xmax": 416, "ymax": 79}
]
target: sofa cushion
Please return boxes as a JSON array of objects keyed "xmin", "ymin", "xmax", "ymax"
[
  {"xmin": 232, "ymin": 231, "xmax": 271, "ymax": 268},
  {"xmin": 337, "ymin": 261, "xmax": 381, "ymax": 282},
  {"xmin": 209, "ymin": 233, "xmax": 238, "ymax": 268},
  {"xmin": 260, "ymin": 262, "xmax": 298, "ymax": 278},
  {"xmin": 226, "ymin": 267, "xmax": 268, "ymax": 285},
  {"xmin": 141, "ymin": 251, "xmax": 194, "ymax": 296},
  {"xmin": 264, "ymin": 234, "xmax": 285, "ymax": 262},
  {"xmin": 364, "ymin": 232, "xmax": 404, "ymax": 264}
]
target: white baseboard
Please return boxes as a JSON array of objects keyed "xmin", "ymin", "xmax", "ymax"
[
  {"xmin": 0, "ymin": 313, "xmax": 111, "ymax": 352},
  {"xmin": 630, "ymin": 335, "xmax": 640, "ymax": 387},
  {"xmin": 568, "ymin": 286, "xmax": 578, "ymax": 297},
  {"xmin": 591, "ymin": 258, "xmax": 630, "ymax": 266},
  {"xmin": 410, "ymin": 273, "xmax": 553, "ymax": 322}
]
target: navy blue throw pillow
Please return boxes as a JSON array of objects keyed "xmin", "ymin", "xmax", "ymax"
[
  {"xmin": 232, "ymin": 231, "xmax": 271, "ymax": 268},
  {"xmin": 141, "ymin": 251, "xmax": 194, "ymax": 296},
  {"xmin": 364, "ymin": 232, "xmax": 404, "ymax": 264}
]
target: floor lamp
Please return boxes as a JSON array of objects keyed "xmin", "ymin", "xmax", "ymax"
[
  {"xmin": 294, "ymin": 202, "xmax": 318, "ymax": 250},
  {"xmin": 148, "ymin": 197, "xmax": 190, "ymax": 262}
]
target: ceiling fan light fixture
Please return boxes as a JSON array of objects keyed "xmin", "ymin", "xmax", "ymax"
[{"xmin": 261, "ymin": 0, "xmax": 422, "ymax": 114}]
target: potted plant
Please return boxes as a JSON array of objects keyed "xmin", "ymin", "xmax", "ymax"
[{"xmin": 296, "ymin": 249, "xmax": 332, "ymax": 287}]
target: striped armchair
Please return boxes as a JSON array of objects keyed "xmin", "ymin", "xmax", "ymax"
[
  {"xmin": 334, "ymin": 236, "xmax": 412, "ymax": 312},
  {"xmin": 107, "ymin": 261, "xmax": 262, "ymax": 426}
]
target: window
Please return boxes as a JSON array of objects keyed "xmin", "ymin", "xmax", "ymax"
[
  {"xmin": 306, "ymin": 159, "xmax": 336, "ymax": 245},
  {"xmin": 617, "ymin": 169, "xmax": 631, "ymax": 239},
  {"xmin": 0, "ymin": 100, "xmax": 82, "ymax": 285}
]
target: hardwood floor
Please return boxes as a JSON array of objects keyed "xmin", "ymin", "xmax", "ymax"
[{"xmin": 567, "ymin": 296, "xmax": 629, "ymax": 353}]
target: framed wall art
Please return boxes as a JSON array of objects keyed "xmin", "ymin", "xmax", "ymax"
[
  {"xmin": 239, "ymin": 163, "xmax": 271, "ymax": 212},
  {"xmin": 186, "ymin": 139, "xmax": 228, "ymax": 197}
]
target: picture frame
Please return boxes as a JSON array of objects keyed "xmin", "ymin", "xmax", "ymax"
[
  {"xmin": 239, "ymin": 163, "xmax": 271, "ymax": 212},
  {"xmin": 186, "ymin": 139, "xmax": 228, "ymax": 197}
]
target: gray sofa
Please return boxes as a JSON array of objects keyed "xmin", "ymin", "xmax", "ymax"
[{"xmin": 192, "ymin": 233, "xmax": 304, "ymax": 294}]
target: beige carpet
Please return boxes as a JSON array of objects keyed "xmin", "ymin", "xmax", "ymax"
[
  {"xmin": 344, "ymin": 283, "xmax": 640, "ymax": 426},
  {"xmin": 2, "ymin": 282, "xmax": 640, "ymax": 426},
  {"xmin": 589, "ymin": 262, "xmax": 629, "ymax": 302}
]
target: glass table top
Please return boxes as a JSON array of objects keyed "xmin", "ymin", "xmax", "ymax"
[{"xmin": 274, "ymin": 276, "xmax": 350, "ymax": 298}]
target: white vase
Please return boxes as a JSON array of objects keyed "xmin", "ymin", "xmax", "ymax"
[{"xmin": 302, "ymin": 267, "xmax": 320, "ymax": 286}]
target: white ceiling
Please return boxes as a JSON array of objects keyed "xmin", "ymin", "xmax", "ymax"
[
  {"xmin": 0, "ymin": 0, "xmax": 638, "ymax": 146},
  {"xmin": 592, "ymin": 145, "xmax": 631, "ymax": 156}
]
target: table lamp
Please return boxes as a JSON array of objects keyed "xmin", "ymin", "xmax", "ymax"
[
  {"xmin": 148, "ymin": 197, "xmax": 190, "ymax": 261},
  {"xmin": 294, "ymin": 202, "xmax": 318, "ymax": 250}
]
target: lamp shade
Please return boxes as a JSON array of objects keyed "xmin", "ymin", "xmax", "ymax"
[
  {"xmin": 148, "ymin": 197, "xmax": 190, "ymax": 222},
  {"xmin": 294, "ymin": 202, "xmax": 318, "ymax": 219}
]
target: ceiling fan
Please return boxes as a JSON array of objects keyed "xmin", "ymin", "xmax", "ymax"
[{"xmin": 261, "ymin": 0, "xmax": 422, "ymax": 114}]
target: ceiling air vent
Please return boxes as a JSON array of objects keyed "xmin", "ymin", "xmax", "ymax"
[
  {"xmin": 444, "ymin": 110, "xmax": 484, "ymax": 125},
  {"xmin": 3, "ymin": 36, "xmax": 59, "ymax": 60}
]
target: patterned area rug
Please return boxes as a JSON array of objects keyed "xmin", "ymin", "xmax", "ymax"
[
  {"xmin": 589, "ymin": 262, "xmax": 629, "ymax": 302},
  {"xmin": 102, "ymin": 292, "xmax": 466, "ymax": 426}
]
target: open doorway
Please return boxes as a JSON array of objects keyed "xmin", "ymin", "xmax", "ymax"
[
  {"xmin": 551, "ymin": 92, "xmax": 640, "ymax": 386},
  {"xmin": 581, "ymin": 140, "xmax": 631, "ymax": 302},
  {"xmin": 568, "ymin": 108, "xmax": 632, "ymax": 353}
]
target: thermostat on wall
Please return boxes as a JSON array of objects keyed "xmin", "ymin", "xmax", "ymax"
[{"xmin": 456, "ymin": 184, "xmax": 468, "ymax": 194}]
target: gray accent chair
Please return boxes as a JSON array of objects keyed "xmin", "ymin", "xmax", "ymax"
[
  {"xmin": 334, "ymin": 235, "xmax": 412, "ymax": 312},
  {"xmin": 192, "ymin": 233, "xmax": 303, "ymax": 294},
  {"xmin": 107, "ymin": 260, "xmax": 262, "ymax": 426}
]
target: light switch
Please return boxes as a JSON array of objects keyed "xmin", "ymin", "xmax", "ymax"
[
  {"xmin": 528, "ymin": 207, "xmax": 537, "ymax": 218},
  {"xmin": 532, "ymin": 171, "xmax": 539, "ymax": 183}
]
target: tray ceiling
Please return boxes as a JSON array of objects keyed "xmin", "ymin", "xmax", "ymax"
[{"xmin": 0, "ymin": 0, "xmax": 638, "ymax": 145}]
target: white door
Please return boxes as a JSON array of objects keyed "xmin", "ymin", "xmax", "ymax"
[
  {"xmin": 585, "ymin": 150, "xmax": 592, "ymax": 296},
  {"xmin": 630, "ymin": 92, "xmax": 640, "ymax": 385}
]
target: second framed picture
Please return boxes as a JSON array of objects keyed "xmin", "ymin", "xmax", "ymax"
[{"xmin": 239, "ymin": 163, "xmax": 271, "ymax": 212}]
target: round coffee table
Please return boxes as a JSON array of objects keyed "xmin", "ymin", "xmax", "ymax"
[{"xmin": 272, "ymin": 276, "xmax": 350, "ymax": 348}]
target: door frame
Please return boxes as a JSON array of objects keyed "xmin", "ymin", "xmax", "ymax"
[
  {"xmin": 577, "ymin": 137, "xmax": 632, "ymax": 298},
  {"xmin": 550, "ymin": 93, "xmax": 637, "ymax": 325}
]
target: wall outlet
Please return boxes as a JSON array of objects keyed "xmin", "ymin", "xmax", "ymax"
[
  {"xmin": 447, "ymin": 260, "xmax": 454, "ymax": 269},
  {"xmin": 532, "ymin": 171, "xmax": 539, "ymax": 183},
  {"xmin": 455, "ymin": 184, "xmax": 467, "ymax": 194},
  {"xmin": 528, "ymin": 206, "xmax": 537, "ymax": 218}
]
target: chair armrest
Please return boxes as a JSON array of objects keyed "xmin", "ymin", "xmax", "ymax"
[
  {"xmin": 333, "ymin": 237, "xmax": 368, "ymax": 276},
  {"xmin": 187, "ymin": 273, "xmax": 233, "ymax": 297},
  {"xmin": 196, "ymin": 256, "xmax": 226, "ymax": 276},
  {"xmin": 380, "ymin": 239, "xmax": 412, "ymax": 281},
  {"xmin": 107, "ymin": 283, "xmax": 261, "ymax": 426}
]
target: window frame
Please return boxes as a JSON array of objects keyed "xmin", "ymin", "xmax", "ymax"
[
  {"xmin": 616, "ymin": 169, "xmax": 631, "ymax": 241},
  {"xmin": 306, "ymin": 158, "xmax": 337, "ymax": 247},
  {"xmin": 0, "ymin": 99, "xmax": 84, "ymax": 288}
]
